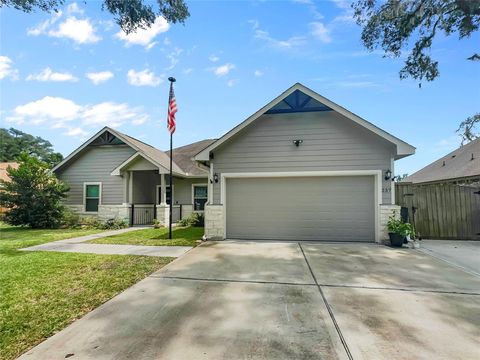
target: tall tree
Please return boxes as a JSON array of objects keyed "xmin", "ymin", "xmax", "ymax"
[
  {"xmin": 352, "ymin": 0, "xmax": 479, "ymax": 143},
  {"xmin": 456, "ymin": 113, "xmax": 480, "ymax": 144},
  {"xmin": 1, "ymin": 0, "xmax": 189, "ymax": 33},
  {"xmin": 0, "ymin": 153, "xmax": 69, "ymax": 228},
  {"xmin": 0, "ymin": 128, "xmax": 64, "ymax": 167}
]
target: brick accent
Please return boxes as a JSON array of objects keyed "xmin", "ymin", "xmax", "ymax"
[
  {"xmin": 379, "ymin": 204, "xmax": 400, "ymax": 244},
  {"xmin": 204, "ymin": 204, "xmax": 224, "ymax": 240}
]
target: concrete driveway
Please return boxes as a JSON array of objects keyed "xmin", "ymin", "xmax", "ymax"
[{"xmin": 19, "ymin": 241, "xmax": 480, "ymax": 360}]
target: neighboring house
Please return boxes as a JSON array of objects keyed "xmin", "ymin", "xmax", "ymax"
[
  {"xmin": 397, "ymin": 138, "xmax": 480, "ymax": 240},
  {"xmin": 195, "ymin": 83, "xmax": 415, "ymax": 242},
  {"xmin": 54, "ymin": 83, "xmax": 415, "ymax": 243},
  {"xmin": 0, "ymin": 162, "xmax": 19, "ymax": 214},
  {"xmin": 52, "ymin": 128, "xmax": 214, "ymax": 226}
]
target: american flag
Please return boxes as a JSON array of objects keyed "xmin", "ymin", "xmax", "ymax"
[{"xmin": 167, "ymin": 82, "xmax": 177, "ymax": 134}]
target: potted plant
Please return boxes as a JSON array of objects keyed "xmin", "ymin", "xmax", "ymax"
[{"xmin": 387, "ymin": 216, "xmax": 415, "ymax": 247}]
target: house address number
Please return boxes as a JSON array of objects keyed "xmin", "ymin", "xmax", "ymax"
[{"xmin": 382, "ymin": 188, "xmax": 391, "ymax": 193}]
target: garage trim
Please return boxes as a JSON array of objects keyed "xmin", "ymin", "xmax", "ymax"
[{"xmin": 221, "ymin": 170, "xmax": 382, "ymax": 242}]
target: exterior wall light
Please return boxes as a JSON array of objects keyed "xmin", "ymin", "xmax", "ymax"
[
  {"xmin": 384, "ymin": 169, "xmax": 392, "ymax": 181},
  {"xmin": 213, "ymin": 173, "xmax": 219, "ymax": 183},
  {"xmin": 293, "ymin": 139, "xmax": 303, "ymax": 147}
]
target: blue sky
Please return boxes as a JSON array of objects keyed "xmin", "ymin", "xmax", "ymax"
[{"xmin": 1, "ymin": 0, "xmax": 478, "ymax": 175}]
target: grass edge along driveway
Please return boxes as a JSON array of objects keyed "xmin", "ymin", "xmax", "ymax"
[
  {"xmin": 88, "ymin": 226, "xmax": 204, "ymax": 247},
  {"xmin": 0, "ymin": 224, "xmax": 173, "ymax": 360}
]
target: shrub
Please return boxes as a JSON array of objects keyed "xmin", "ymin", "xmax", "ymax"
[
  {"xmin": 178, "ymin": 212, "xmax": 204, "ymax": 227},
  {"xmin": 0, "ymin": 153, "xmax": 69, "ymax": 228},
  {"xmin": 61, "ymin": 207, "xmax": 81, "ymax": 228},
  {"xmin": 101, "ymin": 218, "xmax": 128, "ymax": 230},
  {"xmin": 387, "ymin": 216, "xmax": 415, "ymax": 238}
]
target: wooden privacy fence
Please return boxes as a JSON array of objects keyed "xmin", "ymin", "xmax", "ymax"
[{"xmin": 395, "ymin": 178, "xmax": 480, "ymax": 240}]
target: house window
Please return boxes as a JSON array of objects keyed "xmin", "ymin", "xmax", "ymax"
[
  {"xmin": 157, "ymin": 185, "xmax": 173, "ymax": 205},
  {"xmin": 193, "ymin": 185, "xmax": 208, "ymax": 211},
  {"xmin": 85, "ymin": 183, "xmax": 101, "ymax": 212}
]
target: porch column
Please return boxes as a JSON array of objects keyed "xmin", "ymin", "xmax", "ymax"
[
  {"xmin": 128, "ymin": 171, "xmax": 133, "ymax": 203},
  {"xmin": 123, "ymin": 171, "xmax": 130, "ymax": 204},
  {"xmin": 160, "ymin": 173, "xmax": 167, "ymax": 205}
]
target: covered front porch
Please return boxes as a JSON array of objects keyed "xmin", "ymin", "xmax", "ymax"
[{"xmin": 113, "ymin": 153, "xmax": 208, "ymax": 226}]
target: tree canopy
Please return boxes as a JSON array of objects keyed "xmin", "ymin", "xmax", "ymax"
[
  {"xmin": 0, "ymin": 128, "xmax": 63, "ymax": 167},
  {"xmin": 352, "ymin": 0, "xmax": 480, "ymax": 84},
  {"xmin": 353, "ymin": 0, "xmax": 479, "ymax": 144},
  {"xmin": 0, "ymin": 153, "xmax": 69, "ymax": 228},
  {"xmin": 1, "ymin": 0, "xmax": 190, "ymax": 33}
]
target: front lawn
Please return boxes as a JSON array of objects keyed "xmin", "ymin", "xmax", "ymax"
[
  {"xmin": 0, "ymin": 223, "xmax": 173, "ymax": 360},
  {"xmin": 89, "ymin": 226, "xmax": 204, "ymax": 247}
]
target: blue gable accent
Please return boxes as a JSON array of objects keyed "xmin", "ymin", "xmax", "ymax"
[{"xmin": 265, "ymin": 89, "xmax": 332, "ymax": 114}]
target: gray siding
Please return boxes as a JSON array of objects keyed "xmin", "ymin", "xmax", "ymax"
[
  {"xmin": 58, "ymin": 145, "xmax": 135, "ymax": 205},
  {"xmin": 212, "ymin": 111, "xmax": 395, "ymax": 204}
]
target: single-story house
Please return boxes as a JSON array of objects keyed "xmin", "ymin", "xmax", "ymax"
[
  {"xmin": 54, "ymin": 83, "xmax": 415, "ymax": 243},
  {"xmin": 396, "ymin": 138, "xmax": 479, "ymax": 240}
]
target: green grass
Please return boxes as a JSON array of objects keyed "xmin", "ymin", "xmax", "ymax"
[
  {"xmin": 89, "ymin": 226, "xmax": 204, "ymax": 247},
  {"xmin": 0, "ymin": 224, "xmax": 173, "ymax": 360}
]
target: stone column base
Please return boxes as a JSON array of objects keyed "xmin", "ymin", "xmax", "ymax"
[
  {"xmin": 379, "ymin": 204, "xmax": 401, "ymax": 244},
  {"xmin": 204, "ymin": 204, "xmax": 224, "ymax": 240},
  {"xmin": 156, "ymin": 205, "xmax": 169, "ymax": 226}
]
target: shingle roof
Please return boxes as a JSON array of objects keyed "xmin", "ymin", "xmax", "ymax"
[
  {"xmin": 403, "ymin": 138, "xmax": 480, "ymax": 184},
  {"xmin": 114, "ymin": 130, "xmax": 184, "ymax": 175},
  {"xmin": 0, "ymin": 162, "xmax": 19, "ymax": 183},
  {"xmin": 167, "ymin": 139, "xmax": 216, "ymax": 176}
]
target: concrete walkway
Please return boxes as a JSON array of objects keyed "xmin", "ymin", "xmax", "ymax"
[
  {"xmin": 20, "ymin": 227, "xmax": 192, "ymax": 258},
  {"xmin": 18, "ymin": 241, "xmax": 480, "ymax": 360},
  {"xmin": 419, "ymin": 240, "xmax": 480, "ymax": 276}
]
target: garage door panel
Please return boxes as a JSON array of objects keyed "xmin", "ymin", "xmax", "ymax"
[{"xmin": 226, "ymin": 176, "xmax": 375, "ymax": 242}]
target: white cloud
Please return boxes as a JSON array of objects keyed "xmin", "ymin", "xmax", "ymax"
[
  {"xmin": 64, "ymin": 127, "xmax": 87, "ymax": 136},
  {"xmin": 127, "ymin": 69, "xmax": 162, "ymax": 87},
  {"xmin": 81, "ymin": 102, "xmax": 148, "ymax": 127},
  {"xmin": 86, "ymin": 71, "xmax": 114, "ymax": 85},
  {"xmin": 27, "ymin": 67, "xmax": 78, "ymax": 82},
  {"xmin": 27, "ymin": 11, "xmax": 63, "ymax": 36},
  {"xmin": 227, "ymin": 79, "xmax": 238, "ymax": 87},
  {"xmin": 309, "ymin": 22, "xmax": 332, "ymax": 43},
  {"xmin": 116, "ymin": 17, "xmax": 169, "ymax": 48},
  {"xmin": 0, "ymin": 56, "xmax": 18, "ymax": 80},
  {"xmin": 49, "ymin": 16, "xmax": 101, "ymax": 44},
  {"xmin": 28, "ymin": 8, "xmax": 101, "ymax": 45},
  {"xmin": 13, "ymin": 96, "xmax": 81, "ymax": 123},
  {"xmin": 213, "ymin": 63, "xmax": 235, "ymax": 77},
  {"xmin": 7, "ymin": 96, "xmax": 149, "ymax": 135},
  {"xmin": 183, "ymin": 68, "xmax": 193, "ymax": 75},
  {"xmin": 254, "ymin": 70, "xmax": 263, "ymax": 77},
  {"xmin": 66, "ymin": 2, "xmax": 84, "ymax": 15},
  {"xmin": 209, "ymin": 54, "xmax": 220, "ymax": 62},
  {"xmin": 166, "ymin": 47, "xmax": 184, "ymax": 70}
]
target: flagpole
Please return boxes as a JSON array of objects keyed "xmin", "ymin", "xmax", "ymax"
[{"xmin": 168, "ymin": 77, "xmax": 176, "ymax": 240}]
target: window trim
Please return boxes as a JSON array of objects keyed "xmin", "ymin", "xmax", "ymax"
[
  {"xmin": 156, "ymin": 185, "xmax": 174, "ymax": 205},
  {"xmin": 83, "ymin": 182, "xmax": 102, "ymax": 213},
  {"xmin": 191, "ymin": 183, "xmax": 208, "ymax": 212}
]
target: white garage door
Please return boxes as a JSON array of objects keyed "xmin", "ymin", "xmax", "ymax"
[{"xmin": 226, "ymin": 176, "xmax": 375, "ymax": 242}]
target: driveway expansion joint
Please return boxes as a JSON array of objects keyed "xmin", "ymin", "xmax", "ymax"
[
  {"xmin": 298, "ymin": 242, "xmax": 354, "ymax": 360},
  {"xmin": 149, "ymin": 275, "xmax": 316, "ymax": 287}
]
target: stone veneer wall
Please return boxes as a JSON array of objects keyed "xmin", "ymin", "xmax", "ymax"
[
  {"xmin": 204, "ymin": 204, "xmax": 224, "ymax": 240},
  {"xmin": 67, "ymin": 204, "xmax": 130, "ymax": 222},
  {"xmin": 379, "ymin": 204, "xmax": 401, "ymax": 243}
]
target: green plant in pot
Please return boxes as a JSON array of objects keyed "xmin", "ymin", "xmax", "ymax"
[{"xmin": 387, "ymin": 216, "xmax": 415, "ymax": 247}]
